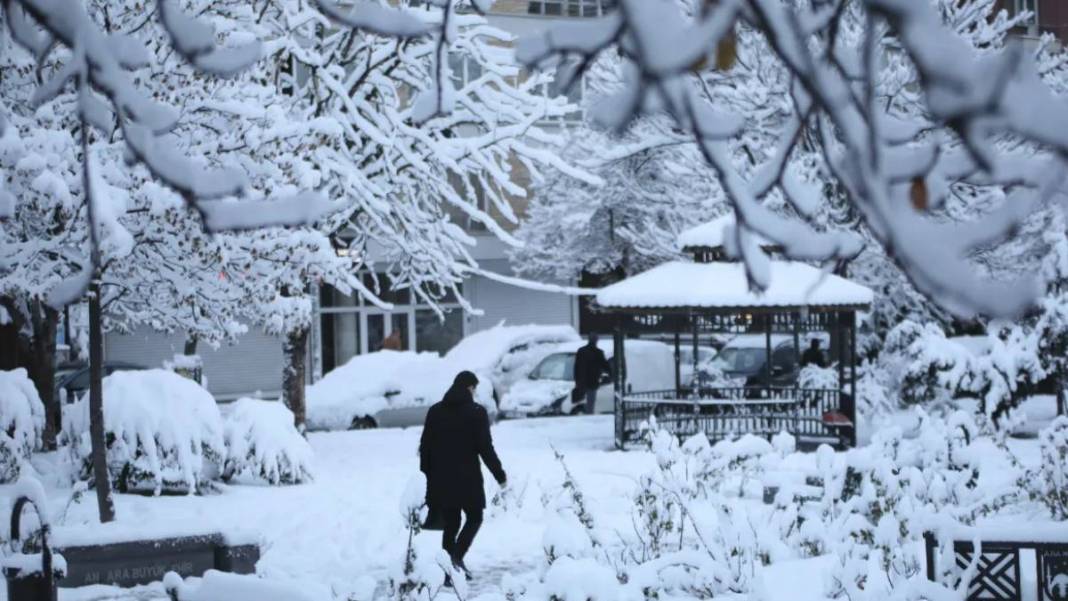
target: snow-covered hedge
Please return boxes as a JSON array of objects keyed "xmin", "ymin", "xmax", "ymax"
[
  {"xmin": 884, "ymin": 321, "xmax": 1044, "ymax": 422},
  {"xmin": 0, "ymin": 369, "xmax": 45, "ymax": 482},
  {"xmin": 222, "ymin": 398, "xmax": 313, "ymax": 485},
  {"xmin": 62, "ymin": 369, "xmax": 224, "ymax": 495},
  {"xmin": 505, "ymin": 409, "xmax": 1054, "ymax": 601}
]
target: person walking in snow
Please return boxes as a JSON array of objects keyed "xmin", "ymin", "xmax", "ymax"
[
  {"xmin": 420, "ymin": 371, "xmax": 507, "ymax": 582},
  {"xmin": 573, "ymin": 333, "xmax": 611, "ymax": 415}
]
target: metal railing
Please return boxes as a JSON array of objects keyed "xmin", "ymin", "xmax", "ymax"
[{"xmin": 619, "ymin": 387, "xmax": 847, "ymax": 447}]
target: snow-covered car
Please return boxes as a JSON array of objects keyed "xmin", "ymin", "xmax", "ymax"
[
  {"xmin": 697, "ymin": 333, "xmax": 831, "ymax": 388},
  {"xmin": 499, "ymin": 340, "xmax": 675, "ymax": 417},
  {"xmin": 305, "ymin": 351, "xmax": 495, "ymax": 431},
  {"xmin": 444, "ymin": 322, "xmax": 581, "ymax": 405},
  {"xmin": 680, "ymin": 346, "xmax": 718, "ymax": 387}
]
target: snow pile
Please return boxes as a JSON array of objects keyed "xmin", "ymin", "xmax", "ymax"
[
  {"xmin": 165, "ymin": 570, "xmax": 326, "ymax": 601},
  {"xmin": 222, "ymin": 399, "xmax": 313, "ymax": 485},
  {"xmin": 444, "ymin": 322, "xmax": 579, "ymax": 392},
  {"xmin": 0, "ymin": 369, "xmax": 45, "ymax": 482},
  {"xmin": 62, "ymin": 369, "xmax": 225, "ymax": 494},
  {"xmin": 306, "ymin": 350, "xmax": 494, "ymax": 430}
]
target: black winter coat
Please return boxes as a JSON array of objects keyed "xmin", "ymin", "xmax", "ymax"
[
  {"xmin": 419, "ymin": 385, "xmax": 506, "ymax": 510},
  {"xmin": 574, "ymin": 343, "xmax": 610, "ymax": 389}
]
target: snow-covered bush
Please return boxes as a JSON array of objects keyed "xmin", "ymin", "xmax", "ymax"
[
  {"xmin": 1027, "ymin": 416, "xmax": 1068, "ymax": 520},
  {"xmin": 0, "ymin": 369, "xmax": 45, "ymax": 482},
  {"xmin": 222, "ymin": 399, "xmax": 313, "ymax": 486},
  {"xmin": 62, "ymin": 370, "xmax": 225, "ymax": 495},
  {"xmin": 798, "ymin": 365, "xmax": 838, "ymax": 391},
  {"xmin": 388, "ymin": 475, "xmax": 454, "ymax": 601}
]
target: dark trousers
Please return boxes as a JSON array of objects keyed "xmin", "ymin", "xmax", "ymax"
[
  {"xmin": 441, "ymin": 505, "xmax": 483, "ymax": 561},
  {"xmin": 583, "ymin": 387, "xmax": 598, "ymax": 414}
]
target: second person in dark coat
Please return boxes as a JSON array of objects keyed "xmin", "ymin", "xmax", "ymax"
[
  {"xmin": 573, "ymin": 334, "xmax": 611, "ymax": 415},
  {"xmin": 420, "ymin": 371, "xmax": 506, "ymax": 580}
]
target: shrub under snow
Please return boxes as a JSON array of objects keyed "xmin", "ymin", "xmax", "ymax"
[
  {"xmin": 62, "ymin": 369, "xmax": 225, "ymax": 495},
  {"xmin": 0, "ymin": 369, "xmax": 45, "ymax": 482},
  {"xmin": 222, "ymin": 398, "xmax": 313, "ymax": 485}
]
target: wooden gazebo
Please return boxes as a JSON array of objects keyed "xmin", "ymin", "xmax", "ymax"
[{"xmin": 596, "ymin": 216, "xmax": 873, "ymax": 449}]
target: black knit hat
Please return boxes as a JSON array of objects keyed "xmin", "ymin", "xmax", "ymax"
[{"xmin": 454, "ymin": 370, "xmax": 479, "ymax": 388}]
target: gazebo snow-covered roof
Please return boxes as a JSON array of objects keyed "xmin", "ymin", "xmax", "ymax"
[
  {"xmin": 677, "ymin": 214, "xmax": 778, "ymax": 253},
  {"xmin": 596, "ymin": 260, "xmax": 873, "ymax": 312}
]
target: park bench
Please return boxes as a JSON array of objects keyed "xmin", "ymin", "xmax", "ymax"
[
  {"xmin": 4, "ymin": 491, "xmax": 259, "ymax": 600},
  {"xmin": 924, "ymin": 526, "xmax": 1068, "ymax": 601}
]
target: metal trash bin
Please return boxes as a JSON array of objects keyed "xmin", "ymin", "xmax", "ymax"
[{"xmin": 4, "ymin": 495, "xmax": 63, "ymax": 601}]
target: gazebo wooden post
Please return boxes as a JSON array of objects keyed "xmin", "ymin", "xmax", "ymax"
[
  {"xmin": 674, "ymin": 324, "xmax": 682, "ymax": 399},
  {"xmin": 691, "ymin": 316, "xmax": 699, "ymax": 398},
  {"xmin": 792, "ymin": 310, "xmax": 801, "ymax": 434},
  {"xmin": 764, "ymin": 314, "xmax": 773, "ymax": 399},
  {"xmin": 849, "ymin": 312, "xmax": 858, "ymax": 447},
  {"xmin": 613, "ymin": 316, "xmax": 625, "ymax": 449},
  {"xmin": 836, "ymin": 311, "xmax": 846, "ymax": 398}
]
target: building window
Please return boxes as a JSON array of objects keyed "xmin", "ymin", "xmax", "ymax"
[
  {"xmin": 527, "ymin": 0, "xmax": 615, "ymax": 17},
  {"xmin": 1007, "ymin": 0, "xmax": 1038, "ymax": 33},
  {"xmin": 544, "ymin": 73, "xmax": 584, "ymax": 123},
  {"xmin": 449, "ymin": 54, "xmax": 484, "ymax": 90},
  {"xmin": 318, "ymin": 279, "xmax": 465, "ymax": 373}
]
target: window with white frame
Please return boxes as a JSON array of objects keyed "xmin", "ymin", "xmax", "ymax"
[
  {"xmin": 448, "ymin": 54, "xmax": 484, "ymax": 90},
  {"xmin": 527, "ymin": 0, "xmax": 615, "ymax": 17},
  {"xmin": 1010, "ymin": 0, "xmax": 1038, "ymax": 31},
  {"xmin": 318, "ymin": 279, "xmax": 464, "ymax": 373}
]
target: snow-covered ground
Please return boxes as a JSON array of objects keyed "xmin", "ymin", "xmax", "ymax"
[
  {"xmin": 5, "ymin": 416, "xmax": 652, "ymax": 600},
  {"xmin": 2, "ymin": 408, "xmax": 1059, "ymax": 601}
]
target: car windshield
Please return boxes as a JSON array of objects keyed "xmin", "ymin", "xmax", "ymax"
[
  {"xmin": 530, "ymin": 353, "xmax": 574, "ymax": 381},
  {"xmin": 713, "ymin": 347, "xmax": 767, "ymax": 373}
]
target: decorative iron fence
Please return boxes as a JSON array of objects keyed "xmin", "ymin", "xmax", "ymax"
[{"xmin": 618, "ymin": 387, "xmax": 849, "ymax": 448}]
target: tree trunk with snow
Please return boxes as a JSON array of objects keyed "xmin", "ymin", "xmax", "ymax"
[
  {"xmin": 88, "ymin": 277, "xmax": 115, "ymax": 523},
  {"xmin": 283, "ymin": 326, "xmax": 308, "ymax": 433},
  {"xmin": 29, "ymin": 300, "xmax": 59, "ymax": 450},
  {"xmin": 184, "ymin": 334, "xmax": 198, "ymax": 356}
]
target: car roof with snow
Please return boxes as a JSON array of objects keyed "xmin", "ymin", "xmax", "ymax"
[{"xmin": 444, "ymin": 323, "xmax": 579, "ymax": 371}]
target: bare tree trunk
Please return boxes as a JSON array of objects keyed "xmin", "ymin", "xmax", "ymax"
[
  {"xmin": 1058, "ymin": 369, "xmax": 1066, "ymax": 417},
  {"xmin": 29, "ymin": 301, "xmax": 59, "ymax": 450},
  {"xmin": 88, "ymin": 276, "xmax": 115, "ymax": 523},
  {"xmin": 184, "ymin": 334, "xmax": 198, "ymax": 356},
  {"xmin": 283, "ymin": 326, "xmax": 308, "ymax": 433}
]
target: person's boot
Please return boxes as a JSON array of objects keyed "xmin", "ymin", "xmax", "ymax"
[{"xmin": 452, "ymin": 555, "xmax": 473, "ymax": 581}]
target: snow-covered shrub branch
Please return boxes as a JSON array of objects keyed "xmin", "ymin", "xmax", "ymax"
[
  {"xmin": 222, "ymin": 398, "xmax": 313, "ymax": 485},
  {"xmin": 61, "ymin": 370, "xmax": 225, "ymax": 495},
  {"xmin": 0, "ymin": 369, "xmax": 45, "ymax": 482},
  {"xmin": 513, "ymin": 409, "xmax": 1055, "ymax": 601},
  {"xmin": 517, "ymin": 0, "xmax": 1068, "ymax": 319}
]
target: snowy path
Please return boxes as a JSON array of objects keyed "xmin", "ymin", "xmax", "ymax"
[{"xmin": 13, "ymin": 415, "xmax": 655, "ymax": 600}]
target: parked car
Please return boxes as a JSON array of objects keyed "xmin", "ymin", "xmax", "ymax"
[
  {"xmin": 55, "ymin": 360, "xmax": 147, "ymax": 403},
  {"xmin": 697, "ymin": 333, "xmax": 830, "ymax": 389},
  {"xmin": 680, "ymin": 346, "xmax": 718, "ymax": 387},
  {"xmin": 499, "ymin": 340, "xmax": 675, "ymax": 417},
  {"xmin": 305, "ymin": 350, "xmax": 495, "ymax": 431},
  {"xmin": 443, "ymin": 323, "xmax": 581, "ymax": 406}
]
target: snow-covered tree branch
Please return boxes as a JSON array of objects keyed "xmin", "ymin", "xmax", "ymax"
[{"xmin": 518, "ymin": 0, "xmax": 1068, "ymax": 319}]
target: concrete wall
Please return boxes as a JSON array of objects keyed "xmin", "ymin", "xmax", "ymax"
[{"xmin": 105, "ymin": 326, "xmax": 285, "ymax": 401}]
